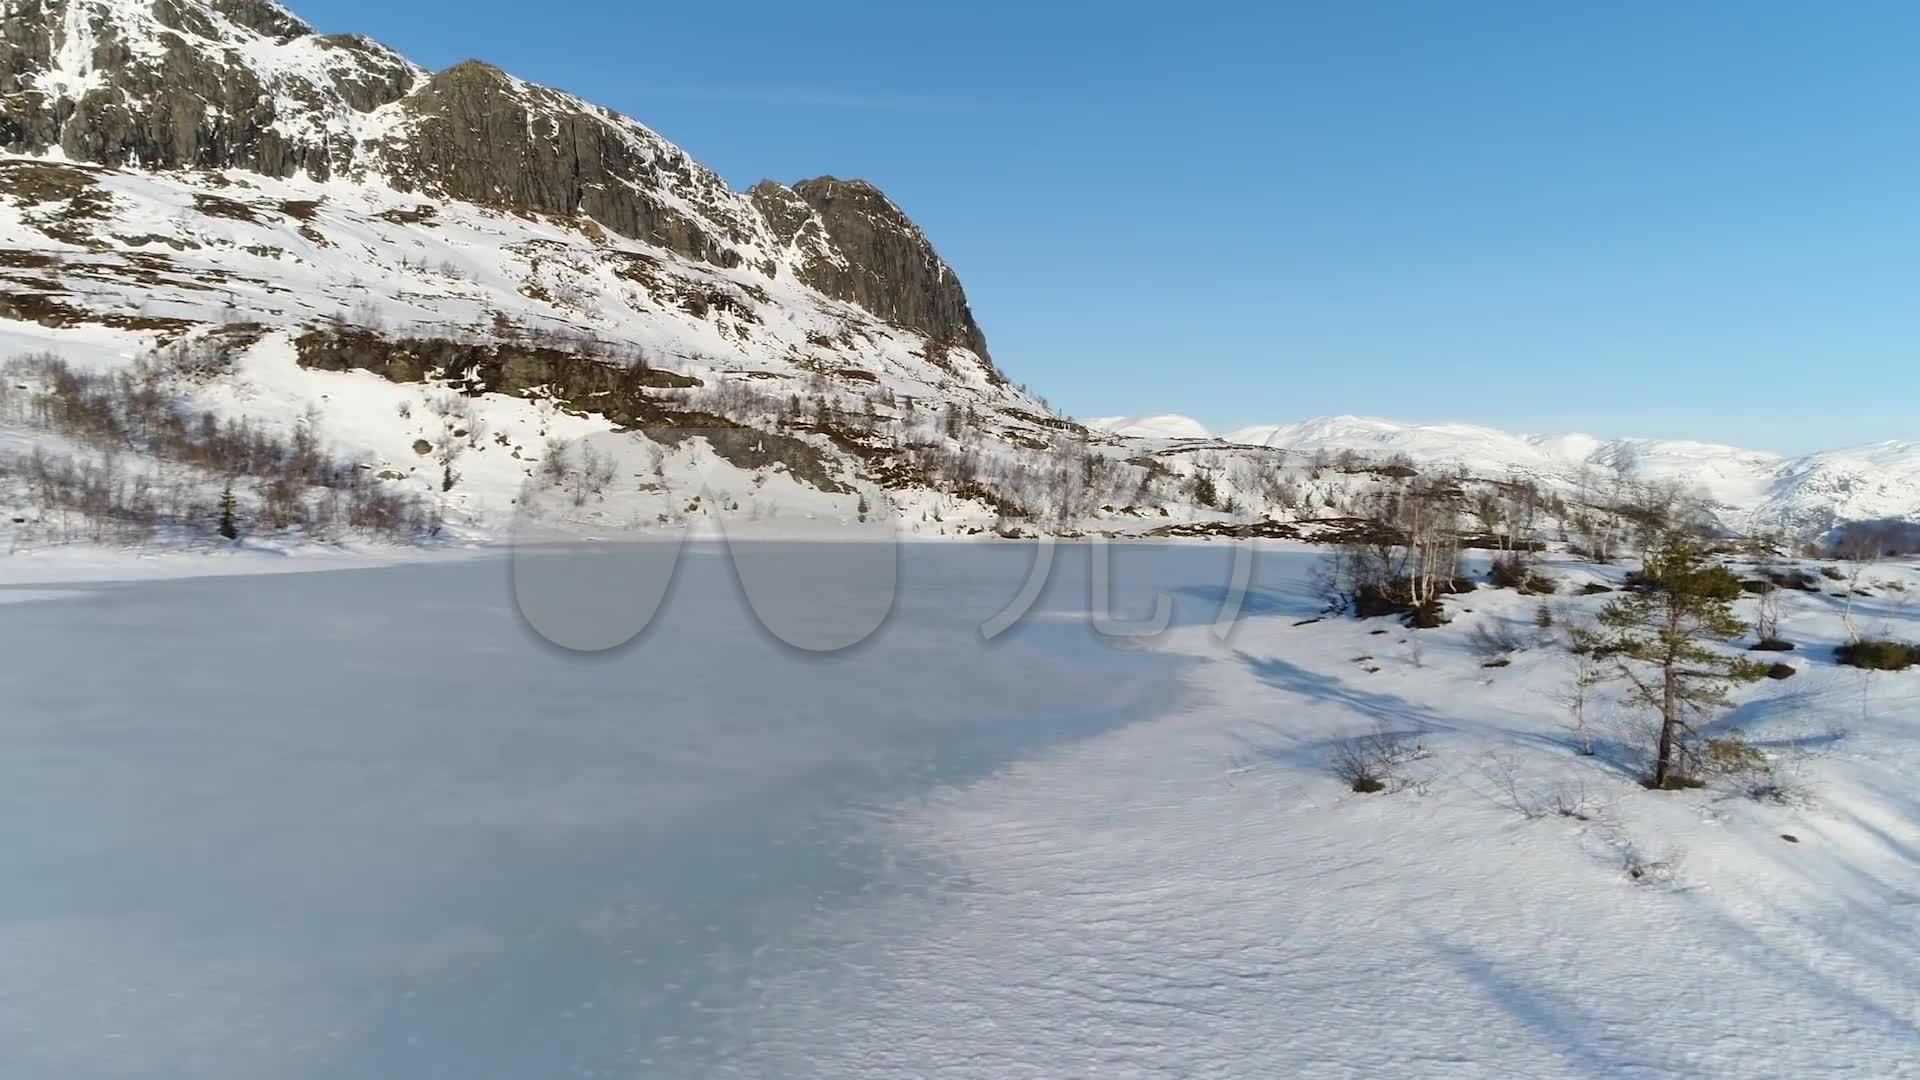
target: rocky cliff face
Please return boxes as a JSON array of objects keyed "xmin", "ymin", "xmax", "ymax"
[
  {"xmin": 0, "ymin": 0, "xmax": 418, "ymax": 178},
  {"xmin": 790, "ymin": 178, "xmax": 991, "ymax": 362},
  {"xmin": 0, "ymin": 0, "xmax": 992, "ymax": 362}
]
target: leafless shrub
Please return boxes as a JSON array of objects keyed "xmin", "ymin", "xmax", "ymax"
[
  {"xmin": 1753, "ymin": 581, "xmax": 1784, "ymax": 643},
  {"xmin": 349, "ymin": 298, "xmax": 385, "ymax": 329},
  {"xmin": 1480, "ymin": 755, "xmax": 1598, "ymax": 821},
  {"xmin": 1469, "ymin": 618, "xmax": 1527, "ymax": 659},
  {"xmin": 570, "ymin": 442, "xmax": 619, "ymax": 506},
  {"xmin": 540, "ymin": 437, "xmax": 573, "ymax": 486},
  {"xmin": 1332, "ymin": 724, "xmax": 1429, "ymax": 794},
  {"xmin": 433, "ymin": 429, "xmax": 464, "ymax": 492},
  {"xmin": 152, "ymin": 336, "xmax": 236, "ymax": 380},
  {"xmin": 424, "ymin": 393, "xmax": 465, "ymax": 421}
]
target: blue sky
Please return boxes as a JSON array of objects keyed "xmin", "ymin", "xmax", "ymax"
[{"xmin": 295, "ymin": 0, "xmax": 1917, "ymax": 454}]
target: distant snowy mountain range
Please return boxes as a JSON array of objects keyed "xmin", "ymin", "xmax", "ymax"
[{"xmin": 1090, "ymin": 414, "xmax": 1920, "ymax": 538}]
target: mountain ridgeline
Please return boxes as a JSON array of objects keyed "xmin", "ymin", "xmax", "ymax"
[
  {"xmin": 0, "ymin": 0, "xmax": 991, "ymax": 361},
  {"xmin": 0, "ymin": 1, "xmax": 1912, "ymax": 547}
]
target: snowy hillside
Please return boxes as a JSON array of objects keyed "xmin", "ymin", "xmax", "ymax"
[
  {"xmin": 0, "ymin": 0, "xmax": 1125, "ymax": 548},
  {"xmin": 1103, "ymin": 413, "xmax": 1918, "ymax": 540}
]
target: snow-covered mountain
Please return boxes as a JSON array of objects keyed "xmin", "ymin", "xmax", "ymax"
[
  {"xmin": 0, "ymin": 0, "xmax": 990, "ymax": 360},
  {"xmin": 0, "ymin": 0, "xmax": 1909, "ymax": 548},
  {"xmin": 1086, "ymin": 414, "xmax": 1214, "ymax": 440},
  {"xmin": 1098, "ymin": 413, "xmax": 1919, "ymax": 538},
  {"xmin": 0, "ymin": 0, "xmax": 1103, "ymax": 544}
]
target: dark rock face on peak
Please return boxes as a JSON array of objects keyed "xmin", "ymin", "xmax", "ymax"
[
  {"xmin": 381, "ymin": 60, "xmax": 752, "ymax": 270},
  {"xmin": 151, "ymin": 0, "xmax": 310, "ymax": 40},
  {"xmin": 205, "ymin": 0, "xmax": 312, "ymax": 38},
  {"xmin": 788, "ymin": 177, "xmax": 990, "ymax": 361}
]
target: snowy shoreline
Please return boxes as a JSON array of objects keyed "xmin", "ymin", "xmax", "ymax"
[{"xmin": 713, "ymin": 551, "xmax": 1920, "ymax": 1078}]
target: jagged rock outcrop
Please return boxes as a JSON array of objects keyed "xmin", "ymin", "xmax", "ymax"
[
  {"xmin": 381, "ymin": 60, "xmax": 756, "ymax": 271},
  {"xmin": 789, "ymin": 177, "xmax": 990, "ymax": 361},
  {"xmin": 0, "ymin": 0, "xmax": 416, "ymax": 177},
  {"xmin": 0, "ymin": 0, "xmax": 992, "ymax": 362}
]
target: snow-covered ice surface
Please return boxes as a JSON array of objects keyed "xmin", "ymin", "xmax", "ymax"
[
  {"xmin": 1, "ymin": 543, "xmax": 1917, "ymax": 1078},
  {"xmin": 0, "ymin": 542, "xmax": 1210, "ymax": 1078}
]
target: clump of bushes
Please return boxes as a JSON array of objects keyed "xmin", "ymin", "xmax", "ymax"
[
  {"xmin": 1488, "ymin": 552, "xmax": 1558, "ymax": 594},
  {"xmin": 1834, "ymin": 640, "xmax": 1919, "ymax": 671},
  {"xmin": 1349, "ymin": 576, "xmax": 1475, "ymax": 625},
  {"xmin": 1469, "ymin": 618, "xmax": 1527, "ymax": 660},
  {"xmin": 1644, "ymin": 773, "xmax": 1707, "ymax": 792},
  {"xmin": 1701, "ymin": 735, "xmax": 1802, "ymax": 803},
  {"xmin": 1758, "ymin": 568, "xmax": 1812, "ymax": 591},
  {"xmin": 1405, "ymin": 598, "xmax": 1448, "ymax": 629},
  {"xmin": 1701, "ymin": 736, "xmax": 1769, "ymax": 776}
]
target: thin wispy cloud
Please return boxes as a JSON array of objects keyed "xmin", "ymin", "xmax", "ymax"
[{"xmin": 656, "ymin": 83, "xmax": 977, "ymax": 114}]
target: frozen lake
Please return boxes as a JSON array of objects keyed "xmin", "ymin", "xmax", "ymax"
[{"xmin": 0, "ymin": 541, "xmax": 1290, "ymax": 1079}]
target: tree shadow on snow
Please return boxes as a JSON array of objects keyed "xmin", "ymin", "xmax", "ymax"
[
  {"xmin": 1420, "ymin": 933, "xmax": 1663, "ymax": 1075},
  {"xmin": 1687, "ymin": 895, "xmax": 1920, "ymax": 1047},
  {"xmin": 1173, "ymin": 584, "xmax": 1319, "ymax": 625},
  {"xmin": 1234, "ymin": 650, "xmax": 1668, "ymax": 783},
  {"xmin": 1237, "ymin": 652, "xmax": 1465, "ymax": 735},
  {"xmin": 1228, "ymin": 652, "xmax": 1469, "ymax": 775},
  {"xmin": 1698, "ymin": 685, "xmax": 1852, "ymax": 752}
]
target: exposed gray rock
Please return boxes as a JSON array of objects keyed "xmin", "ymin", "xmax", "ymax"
[
  {"xmin": 205, "ymin": 0, "xmax": 311, "ymax": 38},
  {"xmin": 791, "ymin": 176, "xmax": 990, "ymax": 362},
  {"xmin": 382, "ymin": 60, "xmax": 747, "ymax": 269},
  {"xmin": 0, "ymin": 0, "xmax": 410, "ymax": 178},
  {"xmin": 309, "ymin": 35, "xmax": 416, "ymax": 113}
]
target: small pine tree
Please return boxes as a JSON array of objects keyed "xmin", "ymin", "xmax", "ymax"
[
  {"xmin": 217, "ymin": 483, "xmax": 239, "ymax": 540},
  {"xmin": 1534, "ymin": 603, "xmax": 1554, "ymax": 630},
  {"xmin": 1598, "ymin": 533, "xmax": 1766, "ymax": 788},
  {"xmin": 1561, "ymin": 624, "xmax": 1608, "ymax": 756},
  {"xmin": 856, "ymin": 492, "xmax": 871, "ymax": 524},
  {"xmin": 1193, "ymin": 473, "xmax": 1218, "ymax": 508}
]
